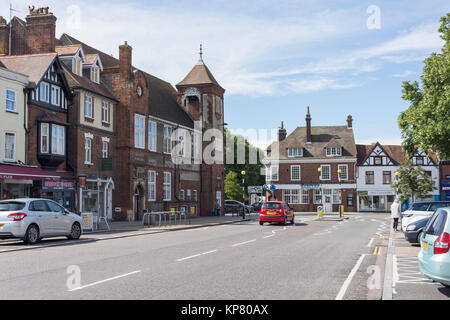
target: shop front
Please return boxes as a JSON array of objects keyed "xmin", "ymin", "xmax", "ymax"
[
  {"xmin": 79, "ymin": 177, "xmax": 114, "ymax": 220},
  {"xmin": 357, "ymin": 190, "xmax": 395, "ymax": 212},
  {"xmin": 441, "ymin": 184, "xmax": 450, "ymax": 201},
  {"xmin": 38, "ymin": 180, "xmax": 75, "ymax": 211}
]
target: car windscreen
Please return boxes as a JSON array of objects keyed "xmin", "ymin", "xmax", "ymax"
[
  {"xmin": 411, "ymin": 203, "xmax": 430, "ymax": 211},
  {"xmin": 262, "ymin": 202, "xmax": 281, "ymax": 209},
  {"xmin": 428, "ymin": 202, "xmax": 450, "ymax": 211},
  {"xmin": 0, "ymin": 201, "xmax": 26, "ymax": 211}
]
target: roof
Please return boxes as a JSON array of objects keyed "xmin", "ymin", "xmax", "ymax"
[
  {"xmin": 0, "ymin": 53, "xmax": 58, "ymax": 87},
  {"xmin": 35, "ymin": 110, "xmax": 69, "ymax": 126},
  {"xmin": 266, "ymin": 125, "xmax": 357, "ymax": 160},
  {"xmin": 55, "ymin": 44, "xmax": 81, "ymax": 57},
  {"xmin": 61, "ymin": 63, "xmax": 117, "ymax": 101},
  {"xmin": 83, "ymin": 54, "xmax": 99, "ymax": 65},
  {"xmin": 356, "ymin": 143, "xmax": 407, "ymax": 165},
  {"xmin": 59, "ymin": 33, "xmax": 194, "ymax": 128},
  {"xmin": 177, "ymin": 58, "xmax": 223, "ymax": 90}
]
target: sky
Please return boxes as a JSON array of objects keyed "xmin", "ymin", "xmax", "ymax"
[{"xmin": 2, "ymin": 0, "xmax": 449, "ymax": 148}]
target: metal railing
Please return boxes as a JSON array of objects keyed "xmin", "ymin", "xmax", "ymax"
[{"xmin": 142, "ymin": 211, "xmax": 188, "ymax": 227}]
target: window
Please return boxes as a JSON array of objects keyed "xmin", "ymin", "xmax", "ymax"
[
  {"xmin": 374, "ymin": 156, "xmax": 382, "ymax": 165},
  {"xmin": 314, "ymin": 189, "xmax": 322, "ymax": 204},
  {"xmin": 332, "ymin": 189, "xmax": 342, "ymax": 204},
  {"xmin": 40, "ymin": 123, "xmax": 49, "ymax": 153},
  {"xmin": 283, "ymin": 189, "xmax": 299, "ymax": 204},
  {"xmin": 215, "ymin": 96, "xmax": 223, "ymax": 114},
  {"xmin": 187, "ymin": 189, "xmax": 191, "ymax": 201},
  {"xmin": 163, "ymin": 126, "xmax": 173, "ymax": 154},
  {"xmin": 301, "ymin": 189, "xmax": 309, "ymax": 204},
  {"xmin": 84, "ymin": 135, "xmax": 93, "ymax": 164},
  {"xmin": 179, "ymin": 189, "xmax": 185, "ymax": 201},
  {"xmin": 51, "ymin": 86, "xmax": 60, "ymax": 106},
  {"xmin": 4, "ymin": 132, "xmax": 15, "ymax": 161},
  {"xmin": 416, "ymin": 156, "xmax": 424, "ymax": 165},
  {"xmin": 51, "ymin": 125, "xmax": 65, "ymax": 155},
  {"xmin": 102, "ymin": 101, "xmax": 110, "ymax": 124},
  {"xmin": 40, "ymin": 82, "xmax": 49, "ymax": 102},
  {"xmin": 102, "ymin": 140, "xmax": 109, "ymax": 158},
  {"xmin": 425, "ymin": 210, "xmax": 447, "ymax": 236},
  {"xmin": 134, "ymin": 114, "xmax": 145, "ymax": 149},
  {"xmin": 287, "ymin": 148, "xmax": 303, "ymax": 157},
  {"xmin": 424, "ymin": 171, "xmax": 432, "ymax": 178},
  {"xmin": 338, "ymin": 165, "xmax": 348, "ymax": 180},
  {"xmin": 320, "ymin": 165, "xmax": 331, "ymax": 180},
  {"xmin": 148, "ymin": 170, "xmax": 156, "ymax": 201},
  {"xmin": 326, "ymin": 147, "xmax": 342, "ymax": 157},
  {"xmin": 163, "ymin": 172, "xmax": 171, "ymax": 201},
  {"xmin": 91, "ymin": 66, "xmax": 99, "ymax": 83},
  {"xmin": 5, "ymin": 89, "xmax": 16, "ymax": 112},
  {"xmin": 177, "ymin": 129, "xmax": 186, "ymax": 157},
  {"xmin": 72, "ymin": 56, "xmax": 82, "ymax": 76},
  {"xmin": 84, "ymin": 95, "xmax": 93, "ymax": 118},
  {"xmin": 148, "ymin": 120, "xmax": 157, "ymax": 152},
  {"xmin": 383, "ymin": 171, "xmax": 391, "ymax": 184},
  {"xmin": 270, "ymin": 165, "xmax": 278, "ymax": 181},
  {"xmin": 193, "ymin": 190, "xmax": 198, "ymax": 201},
  {"xmin": 365, "ymin": 171, "xmax": 374, "ymax": 184},
  {"xmin": 291, "ymin": 165, "xmax": 301, "ymax": 181}
]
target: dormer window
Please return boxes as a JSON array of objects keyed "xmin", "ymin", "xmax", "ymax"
[
  {"xmin": 72, "ymin": 56, "xmax": 82, "ymax": 76},
  {"xmin": 326, "ymin": 147, "xmax": 342, "ymax": 157},
  {"xmin": 91, "ymin": 66, "xmax": 100, "ymax": 83},
  {"xmin": 287, "ymin": 148, "xmax": 303, "ymax": 157}
]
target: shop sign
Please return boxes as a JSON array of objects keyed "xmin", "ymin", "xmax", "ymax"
[
  {"xmin": 78, "ymin": 176, "xmax": 86, "ymax": 188},
  {"xmin": 101, "ymin": 158, "xmax": 113, "ymax": 171},
  {"xmin": 442, "ymin": 184, "xmax": 450, "ymax": 191},
  {"xmin": 42, "ymin": 181, "xmax": 74, "ymax": 190},
  {"xmin": 81, "ymin": 212, "xmax": 94, "ymax": 231},
  {"xmin": 358, "ymin": 191, "xmax": 368, "ymax": 196},
  {"xmin": 300, "ymin": 184, "xmax": 320, "ymax": 189},
  {"xmin": 248, "ymin": 186, "xmax": 263, "ymax": 193},
  {"xmin": 368, "ymin": 190, "xmax": 395, "ymax": 196}
]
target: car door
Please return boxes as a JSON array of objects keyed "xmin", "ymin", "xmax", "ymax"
[
  {"xmin": 46, "ymin": 200, "xmax": 71, "ymax": 235},
  {"xmin": 29, "ymin": 200, "xmax": 53, "ymax": 236},
  {"xmin": 421, "ymin": 209, "xmax": 448, "ymax": 258}
]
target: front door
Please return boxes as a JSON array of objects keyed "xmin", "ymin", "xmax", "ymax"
[
  {"xmin": 324, "ymin": 195, "xmax": 332, "ymax": 212},
  {"xmin": 134, "ymin": 194, "xmax": 140, "ymax": 221}
]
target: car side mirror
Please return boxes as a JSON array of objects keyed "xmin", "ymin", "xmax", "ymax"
[{"xmin": 64, "ymin": 209, "xmax": 70, "ymax": 215}]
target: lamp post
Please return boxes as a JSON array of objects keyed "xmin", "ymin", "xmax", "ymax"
[
  {"xmin": 317, "ymin": 167, "xmax": 323, "ymax": 216},
  {"xmin": 241, "ymin": 170, "xmax": 246, "ymax": 219}
]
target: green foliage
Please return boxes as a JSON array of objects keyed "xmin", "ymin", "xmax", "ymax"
[
  {"xmin": 224, "ymin": 171, "xmax": 243, "ymax": 201},
  {"xmin": 391, "ymin": 160, "xmax": 437, "ymax": 202},
  {"xmin": 398, "ymin": 13, "xmax": 450, "ymax": 160}
]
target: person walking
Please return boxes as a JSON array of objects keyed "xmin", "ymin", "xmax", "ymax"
[{"xmin": 391, "ymin": 198, "xmax": 401, "ymax": 231}]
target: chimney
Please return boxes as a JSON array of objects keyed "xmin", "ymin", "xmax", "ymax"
[
  {"xmin": 306, "ymin": 106, "xmax": 312, "ymax": 143},
  {"xmin": 278, "ymin": 121, "xmax": 287, "ymax": 141},
  {"xmin": 25, "ymin": 7, "xmax": 56, "ymax": 54},
  {"xmin": 119, "ymin": 41, "xmax": 132, "ymax": 82},
  {"xmin": 0, "ymin": 16, "xmax": 8, "ymax": 55},
  {"xmin": 347, "ymin": 115, "xmax": 353, "ymax": 129}
]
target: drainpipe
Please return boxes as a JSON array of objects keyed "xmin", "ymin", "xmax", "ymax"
[{"xmin": 23, "ymin": 87, "xmax": 29, "ymax": 164}]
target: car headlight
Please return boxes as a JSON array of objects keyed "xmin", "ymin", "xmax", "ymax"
[{"xmin": 406, "ymin": 225, "xmax": 416, "ymax": 231}]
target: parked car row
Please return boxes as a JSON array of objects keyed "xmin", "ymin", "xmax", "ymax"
[{"xmin": 402, "ymin": 201, "xmax": 450, "ymax": 288}]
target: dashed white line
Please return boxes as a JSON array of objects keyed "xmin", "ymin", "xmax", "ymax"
[
  {"xmin": 367, "ymin": 238, "xmax": 374, "ymax": 247},
  {"xmin": 176, "ymin": 249, "xmax": 218, "ymax": 262},
  {"xmin": 232, "ymin": 239, "xmax": 256, "ymax": 247},
  {"xmin": 68, "ymin": 270, "xmax": 141, "ymax": 292},
  {"xmin": 335, "ymin": 254, "xmax": 366, "ymax": 300}
]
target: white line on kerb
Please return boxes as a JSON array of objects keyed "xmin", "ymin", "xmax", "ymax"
[
  {"xmin": 367, "ymin": 238, "xmax": 374, "ymax": 247},
  {"xmin": 232, "ymin": 239, "xmax": 256, "ymax": 247},
  {"xmin": 176, "ymin": 249, "xmax": 217, "ymax": 262},
  {"xmin": 335, "ymin": 254, "xmax": 366, "ymax": 300},
  {"xmin": 68, "ymin": 270, "xmax": 141, "ymax": 292}
]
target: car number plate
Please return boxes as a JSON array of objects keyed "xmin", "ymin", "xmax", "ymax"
[
  {"xmin": 422, "ymin": 241, "xmax": 428, "ymax": 250},
  {"xmin": 267, "ymin": 211, "xmax": 277, "ymax": 215}
]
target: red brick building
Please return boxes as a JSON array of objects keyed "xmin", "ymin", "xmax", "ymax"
[{"xmin": 263, "ymin": 108, "xmax": 357, "ymax": 212}]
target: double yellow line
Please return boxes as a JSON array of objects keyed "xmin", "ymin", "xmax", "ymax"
[{"xmin": 373, "ymin": 246, "xmax": 382, "ymax": 255}]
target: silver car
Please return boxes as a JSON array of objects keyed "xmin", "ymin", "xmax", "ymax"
[{"xmin": 0, "ymin": 198, "xmax": 82, "ymax": 244}]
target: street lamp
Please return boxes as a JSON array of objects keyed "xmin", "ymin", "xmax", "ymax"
[
  {"xmin": 241, "ymin": 170, "xmax": 246, "ymax": 219},
  {"xmin": 317, "ymin": 167, "xmax": 324, "ymax": 215}
]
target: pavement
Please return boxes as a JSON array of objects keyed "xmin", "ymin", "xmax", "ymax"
[{"xmin": 0, "ymin": 212, "xmax": 395, "ymax": 300}]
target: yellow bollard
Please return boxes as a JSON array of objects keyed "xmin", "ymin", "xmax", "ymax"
[
  {"xmin": 317, "ymin": 206, "xmax": 323, "ymax": 218},
  {"xmin": 339, "ymin": 205, "xmax": 344, "ymax": 218}
]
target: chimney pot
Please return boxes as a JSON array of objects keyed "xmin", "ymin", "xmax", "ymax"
[
  {"xmin": 278, "ymin": 121, "xmax": 287, "ymax": 141},
  {"xmin": 306, "ymin": 106, "xmax": 312, "ymax": 143},
  {"xmin": 119, "ymin": 41, "xmax": 132, "ymax": 81},
  {"xmin": 347, "ymin": 115, "xmax": 353, "ymax": 128}
]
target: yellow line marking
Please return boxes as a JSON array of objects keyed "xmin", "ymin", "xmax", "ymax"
[{"xmin": 373, "ymin": 247, "xmax": 381, "ymax": 255}]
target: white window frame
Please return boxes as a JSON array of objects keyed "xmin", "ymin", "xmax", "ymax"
[
  {"xmin": 148, "ymin": 120, "xmax": 157, "ymax": 152},
  {"xmin": 102, "ymin": 101, "xmax": 110, "ymax": 124},
  {"xmin": 148, "ymin": 170, "xmax": 156, "ymax": 201},
  {"xmin": 186, "ymin": 189, "xmax": 191, "ymax": 201},
  {"xmin": 283, "ymin": 189, "xmax": 299, "ymax": 204},
  {"xmin": 4, "ymin": 131, "xmax": 16, "ymax": 162},
  {"xmin": 84, "ymin": 133, "xmax": 93, "ymax": 164},
  {"xmin": 332, "ymin": 189, "xmax": 342, "ymax": 204},
  {"xmin": 287, "ymin": 148, "xmax": 303, "ymax": 157},
  {"xmin": 101, "ymin": 137, "xmax": 109, "ymax": 159},
  {"xmin": 84, "ymin": 95, "xmax": 93, "ymax": 118},
  {"xmin": 51, "ymin": 85, "xmax": 60, "ymax": 106},
  {"xmin": 40, "ymin": 123, "xmax": 49, "ymax": 154},
  {"xmin": 291, "ymin": 165, "xmax": 301, "ymax": 181},
  {"xmin": 320, "ymin": 165, "xmax": 331, "ymax": 180},
  {"xmin": 91, "ymin": 66, "xmax": 100, "ymax": 83},
  {"xmin": 163, "ymin": 172, "xmax": 171, "ymax": 201},
  {"xmin": 300, "ymin": 189, "xmax": 309, "ymax": 204},
  {"xmin": 51, "ymin": 125, "xmax": 65, "ymax": 156},
  {"xmin": 134, "ymin": 114, "xmax": 145, "ymax": 149},
  {"xmin": 72, "ymin": 56, "xmax": 82, "ymax": 76},
  {"xmin": 270, "ymin": 165, "xmax": 279, "ymax": 181},
  {"xmin": 5, "ymin": 89, "xmax": 17, "ymax": 112},
  {"xmin": 193, "ymin": 190, "xmax": 198, "ymax": 201},
  {"xmin": 314, "ymin": 189, "xmax": 322, "ymax": 204},
  {"xmin": 338, "ymin": 164, "xmax": 348, "ymax": 181},
  {"xmin": 163, "ymin": 125, "xmax": 173, "ymax": 154},
  {"xmin": 179, "ymin": 189, "xmax": 185, "ymax": 201},
  {"xmin": 326, "ymin": 147, "xmax": 342, "ymax": 157},
  {"xmin": 40, "ymin": 82, "xmax": 49, "ymax": 103}
]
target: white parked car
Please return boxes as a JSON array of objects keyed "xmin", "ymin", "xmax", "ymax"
[
  {"xmin": 0, "ymin": 198, "xmax": 82, "ymax": 244},
  {"xmin": 401, "ymin": 201, "xmax": 450, "ymax": 232}
]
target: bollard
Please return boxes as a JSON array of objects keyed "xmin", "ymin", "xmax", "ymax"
[
  {"xmin": 339, "ymin": 205, "xmax": 344, "ymax": 218},
  {"xmin": 317, "ymin": 206, "xmax": 323, "ymax": 219}
]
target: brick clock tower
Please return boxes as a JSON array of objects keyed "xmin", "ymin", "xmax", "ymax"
[{"xmin": 176, "ymin": 46, "xmax": 225, "ymax": 216}]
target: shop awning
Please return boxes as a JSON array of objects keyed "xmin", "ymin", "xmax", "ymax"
[{"xmin": 0, "ymin": 164, "xmax": 60, "ymax": 181}]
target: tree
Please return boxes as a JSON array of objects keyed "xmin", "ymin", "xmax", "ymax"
[
  {"xmin": 224, "ymin": 171, "xmax": 243, "ymax": 201},
  {"xmin": 391, "ymin": 160, "xmax": 437, "ymax": 202},
  {"xmin": 398, "ymin": 13, "xmax": 450, "ymax": 160}
]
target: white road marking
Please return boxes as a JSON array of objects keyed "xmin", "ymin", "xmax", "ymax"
[
  {"xmin": 176, "ymin": 249, "xmax": 218, "ymax": 262},
  {"xmin": 367, "ymin": 238, "xmax": 374, "ymax": 247},
  {"xmin": 232, "ymin": 239, "xmax": 256, "ymax": 247},
  {"xmin": 68, "ymin": 270, "xmax": 141, "ymax": 292},
  {"xmin": 335, "ymin": 254, "xmax": 366, "ymax": 300}
]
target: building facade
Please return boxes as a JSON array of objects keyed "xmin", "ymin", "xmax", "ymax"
[
  {"xmin": 440, "ymin": 161, "xmax": 450, "ymax": 201},
  {"xmin": 263, "ymin": 109, "xmax": 358, "ymax": 212}
]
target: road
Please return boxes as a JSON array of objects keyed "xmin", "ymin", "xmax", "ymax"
[{"xmin": 0, "ymin": 213, "xmax": 394, "ymax": 300}]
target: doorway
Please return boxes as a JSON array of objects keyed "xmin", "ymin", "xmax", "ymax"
[{"xmin": 134, "ymin": 185, "xmax": 144, "ymax": 221}]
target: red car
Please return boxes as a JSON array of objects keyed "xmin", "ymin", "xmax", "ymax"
[{"xmin": 259, "ymin": 201, "xmax": 295, "ymax": 225}]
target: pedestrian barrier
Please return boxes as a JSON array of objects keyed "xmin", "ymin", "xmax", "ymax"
[{"xmin": 142, "ymin": 211, "xmax": 188, "ymax": 227}]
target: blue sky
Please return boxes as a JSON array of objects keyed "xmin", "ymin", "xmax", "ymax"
[{"xmin": 2, "ymin": 0, "xmax": 449, "ymax": 147}]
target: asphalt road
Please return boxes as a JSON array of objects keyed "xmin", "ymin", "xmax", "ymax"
[{"xmin": 0, "ymin": 213, "xmax": 392, "ymax": 300}]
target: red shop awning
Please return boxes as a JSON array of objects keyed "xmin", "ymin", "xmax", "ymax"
[{"xmin": 0, "ymin": 164, "xmax": 61, "ymax": 181}]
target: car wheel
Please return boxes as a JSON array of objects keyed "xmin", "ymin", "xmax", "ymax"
[
  {"xmin": 259, "ymin": 221, "xmax": 264, "ymax": 226},
  {"xmin": 67, "ymin": 223, "xmax": 81, "ymax": 240},
  {"xmin": 24, "ymin": 224, "xmax": 40, "ymax": 245},
  {"xmin": 416, "ymin": 231, "xmax": 423, "ymax": 244}
]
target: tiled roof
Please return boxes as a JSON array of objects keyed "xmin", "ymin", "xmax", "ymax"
[
  {"xmin": 61, "ymin": 63, "xmax": 117, "ymax": 101},
  {"xmin": 266, "ymin": 125, "xmax": 357, "ymax": 160},
  {"xmin": 0, "ymin": 53, "xmax": 57, "ymax": 87},
  {"xmin": 356, "ymin": 143, "xmax": 406, "ymax": 165},
  {"xmin": 55, "ymin": 45, "xmax": 81, "ymax": 57},
  {"xmin": 83, "ymin": 54, "xmax": 98, "ymax": 65},
  {"xmin": 177, "ymin": 58, "xmax": 223, "ymax": 90},
  {"xmin": 59, "ymin": 33, "xmax": 194, "ymax": 128}
]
